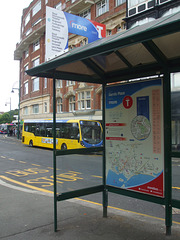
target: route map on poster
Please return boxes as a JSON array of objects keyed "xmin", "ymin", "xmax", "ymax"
[{"xmin": 105, "ymin": 79, "xmax": 164, "ymax": 197}]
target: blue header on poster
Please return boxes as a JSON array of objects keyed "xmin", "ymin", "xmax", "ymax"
[{"xmin": 106, "ymin": 79, "xmax": 162, "ymax": 109}]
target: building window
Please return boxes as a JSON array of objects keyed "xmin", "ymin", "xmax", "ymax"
[
  {"xmin": 96, "ymin": 0, "xmax": 109, "ymax": 17},
  {"xmin": 46, "ymin": 0, "xmax": 48, "ymax": 4},
  {"xmin": 131, "ymin": 17, "xmax": 155, "ymax": 28},
  {"xmin": 79, "ymin": 9, "xmax": 91, "ymax": 19},
  {"xmin": 66, "ymin": 81, "xmax": 75, "ymax": 86},
  {"xmin": 32, "ymin": 58, "xmax": 40, "ymax": 67},
  {"xmin": 44, "ymin": 78, "xmax": 47, "ymax": 88},
  {"xmin": 32, "ymin": 1, "xmax": 41, "ymax": 16},
  {"xmin": 32, "ymin": 104, "xmax": 39, "ymax": 114},
  {"xmin": 26, "ymin": 28, "xmax": 32, "ymax": 36},
  {"xmin": 33, "ymin": 39, "xmax": 40, "ymax": 52},
  {"xmin": 78, "ymin": 91, "xmax": 91, "ymax": 110},
  {"xmin": 56, "ymin": 79, "xmax": 62, "ymax": 88},
  {"xmin": 24, "ymin": 106, "xmax": 28, "ymax": 115},
  {"xmin": 128, "ymin": 0, "xmax": 146, "ymax": 8},
  {"xmin": 57, "ymin": 98, "xmax": 63, "ymax": 113},
  {"xmin": 116, "ymin": 0, "xmax": 125, "ymax": 6},
  {"xmin": 24, "ymin": 82, "xmax": 28, "ymax": 95},
  {"xmin": 44, "ymin": 102, "xmax": 48, "ymax": 113},
  {"xmin": 32, "ymin": 18, "xmax": 42, "ymax": 27},
  {"xmin": 55, "ymin": 2, "xmax": 62, "ymax": 10},
  {"xmin": 69, "ymin": 96, "xmax": 76, "ymax": 112},
  {"xmin": 171, "ymin": 72, "xmax": 180, "ymax": 90},
  {"xmin": 24, "ymin": 64, "xmax": 29, "ymax": 75},
  {"xmin": 107, "ymin": 30, "xmax": 112, "ymax": 36},
  {"xmin": 32, "ymin": 77, "xmax": 39, "ymax": 92},
  {"xmin": 25, "ymin": 49, "xmax": 29, "ymax": 58},
  {"xmin": 25, "ymin": 12, "xmax": 30, "ymax": 26}
]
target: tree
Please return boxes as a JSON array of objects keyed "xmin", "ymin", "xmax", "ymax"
[{"xmin": 0, "ymin": 113, "xmax": 11, "ymax": 124}]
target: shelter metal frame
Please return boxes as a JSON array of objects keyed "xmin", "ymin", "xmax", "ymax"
[{"xmin": 27, "ymin": 11, "xmax": 180, "ymax": 235}]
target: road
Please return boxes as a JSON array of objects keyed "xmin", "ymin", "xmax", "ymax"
[{"xmin": 0, "ymin": 134, "xmax": 180, "ymax": 225}]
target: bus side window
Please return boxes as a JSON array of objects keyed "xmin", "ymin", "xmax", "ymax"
[
  {"xmin": 35, "ymin": 127, "xmax": 40, "ymax": 136},
  {"xmin": 25, "ymin": 124, "xmax": 28, "ymax": 132},
  {"xmin": 31, "ymin": 125, "xmax": 36, "ymax": 134},
  {"xmin": 46, "ymin": 128, "xmax": 52, "ymax": 137},
  {"xmin": 40, "ymin": 124, "xmax": 46, "ymax": 137},
  {"xmin": 56, "ymin": 128, "xmax": 60, "ymax": 138},
  {"xmin": 71, "ymin": 123, "xmax": 79, "ymax": 139}
]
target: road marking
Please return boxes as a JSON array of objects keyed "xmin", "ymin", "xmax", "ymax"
[
  {"xmin": 172, "ymin": 186, "xmax": 180, "ymax": 190},
  {"xmin": 1, "ymin": 156, "xmax": 6, "ymax": 159},
  {"xmin": 8, "ymin": 158, "xmax": 15, "ymax": 161},
  {"xmin": 32, "ymin": 164, "xmax": 41, "ymax": 167},
  {"xmin": 0, "ymin": 175, "xmax": 180, "ymax": 225},
  {"xmin": 0, "ymin": 175, "xmax": 53, "ymax": 194},
  {"xmin": 92, "ymin": 175, "xmax": 102, "ymax": 178},
  {"xmin": 75, "ymin": 198, "xmax": 180, "ymax": 225},
  {"xmin": 19, "ymin": 161, "xmax": 27, "ymax": 164}
]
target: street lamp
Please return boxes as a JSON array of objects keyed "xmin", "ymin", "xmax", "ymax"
[
  {"xmin": 5, "ymin": 97, "xmax": 11, "ymax": 112},
  {"xmin": 11, "ymin": 87, "xmax": 20, "ymax": 139}
]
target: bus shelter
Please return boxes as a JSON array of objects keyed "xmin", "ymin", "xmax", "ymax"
[{"xmin": 27, "ymin": 11, "xmax": 180, "ymax": 235}]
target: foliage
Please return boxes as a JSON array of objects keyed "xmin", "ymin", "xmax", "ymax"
[{"xmin": 0, "ymin": 109, "xmax": 18, "ymax": 124}]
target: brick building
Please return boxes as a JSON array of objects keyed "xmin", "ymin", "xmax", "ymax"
[
  {"xmin": 125, "ymin": 0, "xmax": 180, "ymax": 29},
  {"xmin": 14, "ymin": 0, "xmax": 126, "ymax": 121}
]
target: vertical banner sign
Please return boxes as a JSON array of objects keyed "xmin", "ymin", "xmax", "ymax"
[
  {"xmin": 46, "ymin": 7, "xmax": 69, "ymax": 60},
  {"xmin": 105, "ymin": 79, "xmax": 164, "ymax": 197},
  {"xmin": 46, "ymin": 6, "xmax": 106, "ymax": 61}
]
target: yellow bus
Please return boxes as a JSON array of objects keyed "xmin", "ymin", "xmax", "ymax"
[{"xmin": 22, "ymin": 119, "xmax": 103, "ymax": 150}]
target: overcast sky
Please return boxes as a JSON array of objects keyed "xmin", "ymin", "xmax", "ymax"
[{"xmin": 0, "ymin": 1, "xmax": 32, "ymax": 112}]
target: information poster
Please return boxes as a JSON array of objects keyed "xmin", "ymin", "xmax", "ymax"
[{"xmin": 105, "ymin": 79, "xmax": 164, "ymax": 197}]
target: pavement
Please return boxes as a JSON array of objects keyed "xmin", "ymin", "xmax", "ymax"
[{"xmin": 1, "ymin": 136, "xmax": 180, "ymax": 239}]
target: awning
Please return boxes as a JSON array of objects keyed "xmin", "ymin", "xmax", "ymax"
[{"xmin": 27, "ymin": 11, "xmax": 180, "ymax": 83}]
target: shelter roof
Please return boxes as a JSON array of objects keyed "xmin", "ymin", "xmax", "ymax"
[{"xmin": 27, "ymin": 11, "xmax": 180, "ymax": 84}]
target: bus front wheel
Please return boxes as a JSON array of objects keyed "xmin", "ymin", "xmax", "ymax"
[
  {"xmin": 61, "ymin": 143, "xmax": 67, "ymax": 150},
  {"xmin": 29, "ymin": 140, "xmax": 33, "ymax": 147}
]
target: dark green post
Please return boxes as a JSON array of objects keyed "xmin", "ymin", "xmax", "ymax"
[
  {"xmin": 53, "ymin": 77, "xmax": 57, "ymax": 232},
  {"xmin": 102, "ymin": 82, "xmax": 108, "ymax": 217},
  {"xmin": 163, "ymin": 71, "xmax": 172, "ymax": 235}
]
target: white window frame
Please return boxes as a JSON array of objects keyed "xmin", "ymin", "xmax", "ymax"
[
  {"xmin": 44, "ymin": 102, "xmax": 48, "ymax": 113},
  {"xmin": 25, "ymin": 12, "xmax": 30, "ymax": 26},
  {"xmin": 96, "ymin": 0, "xmax": 109, "ymax": 17},
  {"xmin": 26, "ymin": 28, "xmax": 32, "ymax": 36},
  {"xmin": 44, "ymin": 78, "xmax": 47, "ymax": 88},
  {"xmin": 79, "ymin": 9, "xmax": 91, "ymax": 19},
  {"xmin": 78, "ymin": 91, "xmax": 91, "ymax": 110},
  {"xmin": 116, "ymin": 0, "xmax": 125, "ymax": 7},
  {"xmin": 24, "ymin": 106, "xmax": 28, "ymax": 115},
  {"xmin": 32, "ymin": 1, "xmax": 41, "ymax": 16},
  {"xmin": 32, "ymin": 77, "xmax": 39, "ymax": 92},
  {"xmin": 25, "ymin": 49, "xmax": 29, "ymax": 58},
  {"xmin": 24, "ymin": 82, "xmax": 28, "ymax": 95},
  {"xmin": 24, "ymin": 64, "xmax": 29, "ymax": 75},
  {"xmin": 55, "ymin": 2, "xmax": 62, "ymax": 10},
  {"xmin": 32, "ymin": 18, "xmax": 42, "ymax": 27},
  {"xmin": 57, "ymin": 98, "xmax": 63, "ymax": 113},
  {"xmin": 33, "ymin": 39, "xmax": 40, "ymax": 52},
  {"xmin": 66, "ymin": 81, "xmax": 75, "ymax": 86},
  {"xmin": 32, "ymin": 58, "xmax": 40, "ymax": 67},
  {"xmin": 32, "ymin": 104, "xmax": 39, "ymax": 114},
  {"xmin": 56, "ymin": 79, "xmax": 62, "ymax": 88},
  {"xmin": 69, "ymin": 96, "xmax": 76, "ymax": 112}
]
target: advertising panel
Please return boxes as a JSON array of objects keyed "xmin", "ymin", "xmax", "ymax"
[
  {"xmin": 105, "ymin": 79, "xmax": 164, "ymax": 197},
  {"xmin": 46, "ymin": 6, "xmax": 106, "ymax": 61}
]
